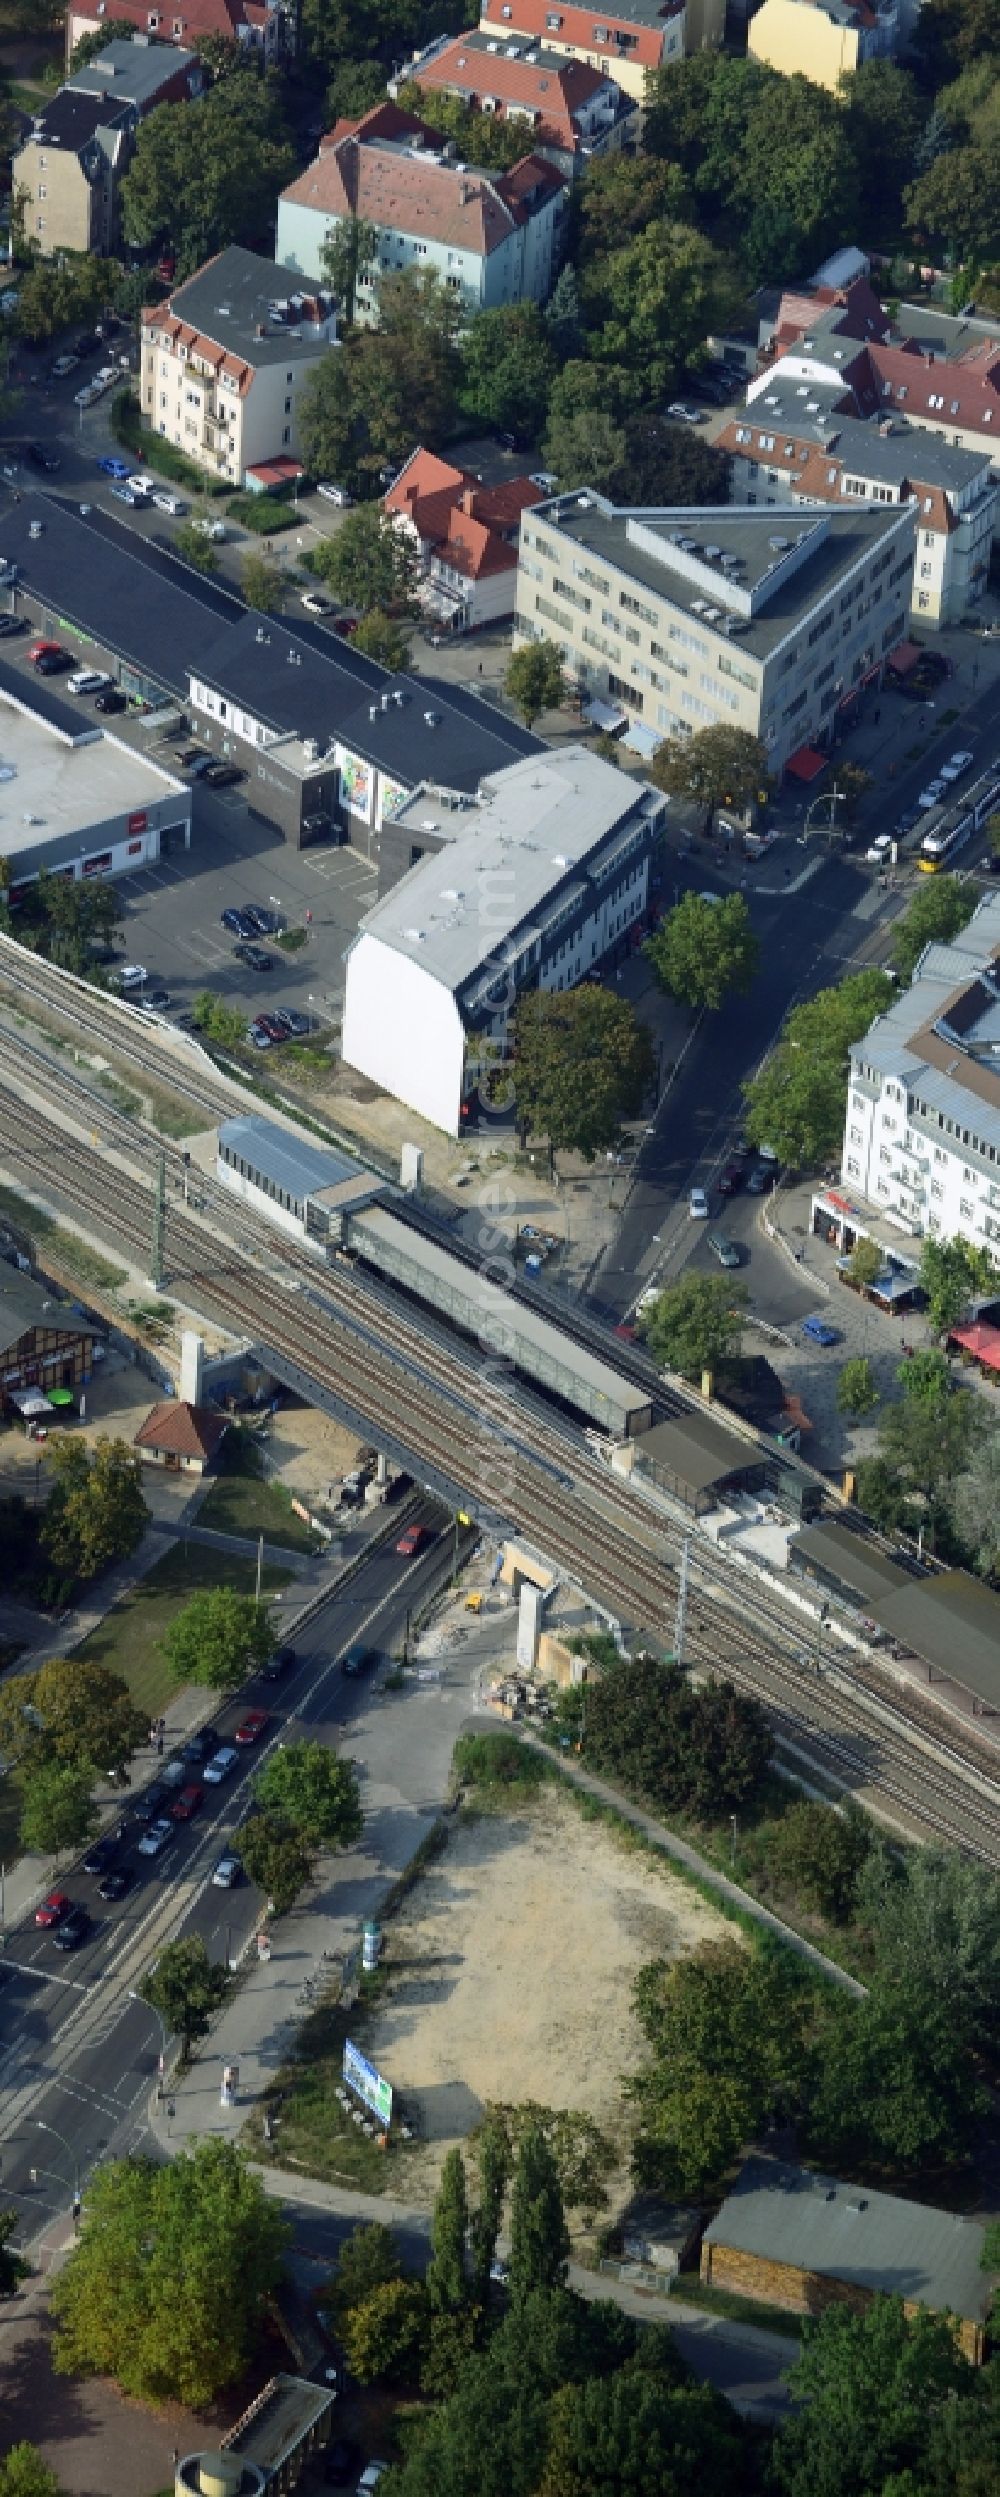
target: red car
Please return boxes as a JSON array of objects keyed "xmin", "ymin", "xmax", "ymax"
[
  {"xmin": 396, "ymin": 1523, "xmax": 428, "ymax": 1557},
  {"xmin": 170, "ymin": 1782, "xmax": 203, "ymax": 1821},
  {"xmin": 35, "ymin": 1889, "xmax": 71, "ymax": 1928},
  {"xmin": 235, "ymin": 1709, "xmax": 269, "ymax": 1745},
  {"xmin": 29, "ymin": 639, "xmax": 62, "ymax": 664}
]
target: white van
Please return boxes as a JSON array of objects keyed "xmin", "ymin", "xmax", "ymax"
[{"xmin": 316, "ymin": 480, "xmax": 351, "ymax": 506}]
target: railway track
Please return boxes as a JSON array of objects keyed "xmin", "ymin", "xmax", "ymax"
[{"xmin": 3, "ymin": 1052, "xmax": 1000, "ymax": 1864}]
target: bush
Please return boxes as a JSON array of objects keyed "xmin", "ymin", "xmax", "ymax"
[
  {"xmin": 452, "ymin": 1732, "xmax": 548, "ymax": 1791},
  {"xmin": 227, "ymin": 492, "xmax": 297, "ymax": 535},
  {"xmin": 111, "ymin": 391, "xmax": 228, "ymax": 494}
]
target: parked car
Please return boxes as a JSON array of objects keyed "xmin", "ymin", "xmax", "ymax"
[
  {"xmin": 866, "ymin": 834, "xmax": 893, "ymax": 864},
  {"xmin": 35, "ymin": 648, "xmax": 72, "ymax": 675},
  {"xmin": 273, "ymin": 1008, "xmax": 309, "ymax": 1037},
  {"xmin": 342, "ymin": 1645, "xmax": 376, "ymax": 1676},
  {"xmin": 53, "ymin": 1906, "xmax": 91, "ymax": 1950},
  {"xmin": 665, "ymin": 401, "xmax": 706, "ymax": 425},
  {"xmin": 51, "ymin": 354, "xmax": 80, "ymax": 378},
  {"xmin": 82, "ymin": 1826, "xmax": 127, "ymax": 1876},
  {"xmin": 234, "ymin": 943, "xmax": 273, "ymax": 972},
  {"xmin": 246, "ymin": 1023, "xmax": 274, "ymax": 1050},
  {"xmin": 68, "ymin": 669, "xmax": 111, "ymax": 697},
  {"xmin": 261, "ymin": 1644, "xmax": 295, "ymax": 1680},
  {"xmin": 191, "ymin": 515, "xmax": 226, "ymax": 541},
  {"xmin": 917, "ymin": 778, "xmax": 948, "ymax": 810},
  {"xmin": 301, "ymin": 589, "xmax": 335, "ymax": 614},
  {"xmin": 182, "ymin": 1725, "xmax": 219, "ymax": 1764},
  {"xmin": 29, "ymin": 638, "xmax": 63, "ymax": 665},
  {"xmin": 181, "ymin": 752, "xmax": 214, "ymax": 779},
  {"xmin": 27, "ymin": 443, "xmax": 59, "ymax": 471},
  {"xmin": 253, "ymin": 1013, "xmax": 287, "ymax": 1042},
  {"xmin": 136, "ymin": 1816, "xmax": 175, "ymax": 1858},
  {"xmin": 315, "ymin": 481, "xmax": 351, "ymax": 505},
  {"xmin": 109, "ymin": 483, "xmax": 138, "ymax": 504},
  {"xmin": 95, "ymin": 686, "xmax": 127, "ymax": 713},
  {"xmin": 138, "ymin": 988, "xmax": 172, "ymax": 1011},
  {"xmin": 707, "ymin": 1231, "xmax": 741, "ymax": 1268},
  {"xmin": 718, "ymin": 1160, "xmax": 745, "ymax": 1196},
  {"xmin": 212, "ymin": 1851, "xmax": 242, "ymax": 1889},
  {"xmin": 801, "ymin": 1316, "xmax": 842, "ymax": 1347},
  {"xmin": 236, "ymin": 1709, "xmax": 269, "ymax": 1745},
  {"xmin": 203, "ymin": 761, "xmax": 244, "ymax": 788},
  {"xmin": 35, "ymin": 1889, "xmax": 71, "ymax": 1928},
  {"xmin": 203, "ymin": 1745, "xmax": 238, "ymax": 1785},
  {"xmin": 221, "ymin": 907, "xmax": 257, "ymax": 937},
  {"xmin": 356, "ymin": 2466, "xmax": 388, "ymax": 2497},
  {"xmin": 244, "ymin": 906, "xmax": 281, "ymax": 935},
  {"xmin": 97, "ymin": 455, "xmax": 131, "ymax": 480},
  {"xmin": 152, "ymin": 490, "xmax": 187, "ymax": 515},
  {"xmin": 746, "ymin": 1165, "xmax": 772, "ymax": 1194},
  {"xmin": 396, "ymin": 1522, "xmax": 429, "ymax": 1556},
  {"xmin": 688, "ymin": 1187, "xmax": 710, "ymax": 1219},
  {"xmin": 134, "ymin": 1778, "xmax": 170, "ymax": 1822},
  {"xmin": 171, "ymin": 1782, "xmax": 203, "ymax": 1821},
  {"xmin": 0, "ymin": 615, "xmax": 27, "ymax": 638}
]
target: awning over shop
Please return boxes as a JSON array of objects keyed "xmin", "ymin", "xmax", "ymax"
[
  {"xmin": 888, "ymin": 640, "xmax": 922, "ymax": 677},
  {"xmin": 785, "ymin": 745, "xmax": 827, "ymax": 783},
  {"xmin": 584, "ymin": 699, "xmax": 628, "ymax": 735},
  {"xmin": 949, "ymin": 1320, "xmax": 1000, "ymax": 1375},
  {"xmin": 622, "ymin": 721, "xmax": 661, "ymax": 757},
  {"xmin": 10, "ymin": 1389, "xmax": 51, "ymax": 1419}
]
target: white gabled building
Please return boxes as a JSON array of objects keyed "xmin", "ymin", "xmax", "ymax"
[
  {"xmin": 342, "ymin": 745, "xmax": 665, "ymax": 1135},
  {"xmin": 842, "ymin": 893, "xmax": 1000, "ymax": 1257}
]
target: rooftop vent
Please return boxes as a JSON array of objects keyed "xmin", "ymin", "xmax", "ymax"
[
  {"xmin": 79, "ymin": 502, "xmax": 91, "ymax": 516},
  {"xmin": 393, "ymin": 689, "xmax": 405, "ymax": 706},
  {"xmin": 768, "ymin": 535, "xmax": 790, "ymax": 550},
  {"xmin": 255, "ymin": 626, "xmax": 269, "ymax": 644},
  {"xmin": 28, "ymin": 520, "xmax": 43, "ymax": 539},
  {"xmin": 287, "ymin": 649, "xmax": 301, "ymax": 666},
  {"xmin": 369, "ymin": 704, "xmax": 378, "ymax": 721},
  {"xmin": 677, "ymin": 535, "xmax": 697, "ymax": 551},
  {"xmin": 403, "ymin": 926, "xmax": 425, "ymax": 941},
  {"xmin": 303, "ymin": 737, "xmax": 319, "ymax": 760}
]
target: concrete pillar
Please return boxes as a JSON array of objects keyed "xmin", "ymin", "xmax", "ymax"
[{"xmin": 180, "ymin": 1331, "xmax": 204, "ymax": 1405}]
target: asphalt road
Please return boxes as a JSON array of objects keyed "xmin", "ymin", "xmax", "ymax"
[{"xmin": 0, "ymin": 1496, "xmax": 460, "ymax": 2239}]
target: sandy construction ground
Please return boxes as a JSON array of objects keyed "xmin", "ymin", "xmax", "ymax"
[{"xmin": 364, "ymin": 1787, "xmax": 731, "ymax": 2211}]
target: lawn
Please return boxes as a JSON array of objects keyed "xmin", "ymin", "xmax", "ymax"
[
  {"xmin": 74, "ymin": 1543, "xmax": 293, "ymax": 1719},
  {"xmin": 196, "ymin": 1465, "xmax": 320, "ymax": 1555},
  {"xmin": 0, "ymin": 1183, "xmax": 126, "ymax": 1295},
  {"xmin": 244, "ymin": 1966, "xmax": 414, "ymax": 2195}
]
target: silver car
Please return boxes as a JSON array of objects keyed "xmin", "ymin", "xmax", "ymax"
[
  {"xmin": 203, "ymin": 1745, "xmax": 238, "ymax": 1785},
  {"xmin": 136, "ymin": 1816, "xmax": 174, "ymax": 1858}
]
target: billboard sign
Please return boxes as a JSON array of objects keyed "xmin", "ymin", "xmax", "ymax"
[{"xmin": 343, "ymin": 2038, "xmax": 392, "ymax": 2126}]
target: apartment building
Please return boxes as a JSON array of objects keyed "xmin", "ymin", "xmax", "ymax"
[
  {"xmin": 65, "ymin": 0, "xmax": 293, "ymax": 68},
  {"xmin": 140, "ymin": 247, "xmax": 337, "ymax": 487},
  {"xmin": 342, "ymin": 746, "xmax": 665, "ymax": 1134},
  {"xmin": 13, "ymin": 37, "xmax": 199, "ymax": 256},
  {"xmin": 748, "ymin": 0, "xmax": 897, "ymax": 91},
  {"xmin": 276, "ymin": 103, "xmax": 566, "ymax": 316},
  {"xmin": 477, "ymin": 0, "xmax": 725, "ymax": 103},
  {"xmin": 385, "ymin": 447, "xmax": 544, "ymax": 630},
  {"xmin": 722, "ymin": 399, "xmax": 996, "ymax": 627},
  {"xmin": 391, "ymin": 29, "xmax": 639, "ymax": 179},
  {"xmin": 516, "ymin": 495, "xmax": 915, "ymax": 774},
  {"xmin": 842, "ymin": 894, "xmax": 1000, "ymax": 1258}
]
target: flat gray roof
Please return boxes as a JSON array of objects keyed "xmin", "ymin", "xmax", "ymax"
[
  {"xmin": 535, "ymin": 497, "xmax": 909, "ymax": 663},
  {"xmin": 896, "ymin": 302, "xmax": 1000, "ymax": 365},
  {"xmin": 878, "ymin": 1571, "xmax": 1000, "ymax": 1711},
  {"xmin": 0, "ymin": 1269, "xmax": 97, "ymax": 1358},
  {"xmin": 745, "ymin": 396, "xmax": 988, "ymax": 488},
  {"xmin": 0, "ymin": 692, "xmax": 184, "ymax": 861},
  {"xmin": 165, "ymin": 248, "xmax": 335, "ymax": 368},
  {"xmin": 357, "ymin": 745, "xmax": 663, "ymax": 994},
  {"xmin": 705, "ymin": 2157, "xmax": 994, "ymax": 2327},
  {"xmin": 226, "ymin": 2374, "xmax": 333, "ymax": 2471},
  {"xmin": 638, "ymin": 1407, "xmax": 760, "ymax": 1495},
  {"xmin": 219, "ymin": 1115, "xmax": 379, "ymax": 1205},
  {"xmin": 67, "ymin": 35, "xmax": 197, "ymax": 105}
]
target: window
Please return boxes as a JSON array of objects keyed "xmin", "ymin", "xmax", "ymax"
[
  {"xmin": 920, "ymin": 563, "xmax": 932, "ymax": 578},
  {"xmin": 931, "ymin": 1180, "xmax": 944, "ymax": 1200},
  {"xmin": 284, "ymin": 397, "xmax": 291, "ymax": 414},
  {"xmin": 960, "ymin": 1197, "xmax": 974, "ymax": 1220},
  {"xmin": 758, "ymin": 433, "xmax": 775, "ymax": 452},
  {"xmin": 282, "ymin": 426, "xmax": 291, "ymax": 445}
]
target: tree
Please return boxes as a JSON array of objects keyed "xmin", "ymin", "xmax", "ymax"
[
  {"xmin": 840, "ymin": 61, "xmax": 927, "ymax": 243},
  {"xmin": 509, "ymin": 2126, "xmax": 570, "ymax": 2306},
  {"xmin": 743, "ymin": 969, "xmax": 893, "ymax": 1169},
  {"xmin": 649, "ymin": 726, "xmax": 768, "ymax": 837},
  {"xmin": 49, "ymin": 2139, "xmax": 289, "ymax": 2406},
  {"xmin": 643, "ymin": 1272, "xmax": 747, "ymax": 1380},
  {"xmin": 71, "ymin": 19, "xmax": 137, "ymax": 64},
  {"xmin": 891, "ymin": 874, "xmax": 977, "ymax": 984},
  {"xmin": 0, "ymin": 1655, "xmax": 146, "ymax": 1783},
  {"xmin": 321, "ymin": 214, "xmax": 378, "ymax": 327},
  {"xmin": 323, "ymin": 2221, "xmax": 402, "ymax": 2339},
  {"xmin": 583, "ymin": 1653, "xmax": 770, "ymax": 1822},
  {"xmin": 397, "ymin": 80, "xmax": 530, "ymax": 172},
  {"xmin": 584, "ymin": 222, "xmax": 741, "ymax": 404},
  {"xmin": 986, "ymin": 811, "xmax": 1000, "ymax": 862},
  {"xmin": 313, "ymin": 502, "xmax": 418, "ymax": 613},
  {"xmin": 174, "ymin": 521, "xmax": 219, "ymax": 576},
  {"xmin": 0, "ymin": 2206, "xmax": 28, "ymax": 2296},
  {"xmin": 544, "ymin": 265, "xmax": 582, "ymax": 360},
  {"xmin": 906, "ymin": 140, "xmax": 1000, "ymax": 265},
  {"xmin": 544, "ymin": 408, "xmax": 627, "ymax": 493},
  {"xmin": 575, "ymin": 155, "xmax": 688, "ymax": 266},
  {"xmin": 342, "ymin": 2277, "xmax": 428, "ymax": 2383},
  {"xmin": 298, "ymin": 350, "xmax": 360, "ymax": 493},
  {"xmin": 238, "ymin": 1811, "xmax": 314, "ymax": 1914},
  {"xmin": 40, "ymin": 1436, "xmax": 148, "ymax": 1587},
  {"xmin": 878, "ymin": 1369, "xmax": 982, "ymax": 1510},
  {"xmin": 120, "ymin": 71, "xmax": 296, "ymax": 277},
  {"xmin": 19, "ymin": 1763, "xmax": 97, "ymax": 1857},
  {"xmin": 141, "ymin": 1935, "xmax": 227, "ymax": 2059},
  {"xmin": 191, "ymin": 989, "xmax": 246, "ymax": 1051},
  {"xmin": 241, "ymin": 548, "xmax": 284, "ymax": 614},
  {"xmin": 772, "ymin": 2296, "xmax": 974, "ymax": 2497},
  {"xmin": 470, "ymin": 2115, "xmax": 511, "ymax": 2305},
  {"xmin": 511, "ymin": 987, "xmax": 654, "ymax": 1162},
  {"xmin": 646, "ymin": 893, "xmax": 758, "ymax": 1014},
  {"xmin": 919, "ymin": 1234, "xmax": 986, "ymax": 1338},
  {"xmin": 162, "ymin": 1585, "xmax": 274, "ymax": 1691},
  {"xmin": 763, "ymin": 1800, "xmax": 872, "ymax": 1923},
  {"xmin": 847, "ymin": 1235, "xmax": 883, "ymax": 1292},
  {"xmin": 949, "ymin": 1429, "xmax": 1000, "ymax": 1579},
  {"xmin": 252, "ymin": 1741, "xmax": 363, "ymax": 1850},
  {"xmin": 808, "ymin": 1974, "xmax": 980, "ymax": 2173},
  {"xmin": 611, "ymin": 413, "xmax": 730, "ymax": 508},
  {"xmin": 350, "ymin": 609, "xmax": 411, "ymax": 669},
  {"xmin": 539, "ymin": 2366, "xmax": 744, "ymax": 2497},
  {"xmin": 836, "ymin": 1357, "xmax": 880, "ymax": 1419},
  {"xmin": 506, "ymin": 640, "xmax": 567, "ymax": 728},
  {"xmin": 15, "ymin": 256, "xmax": 118, "ymax": 346},
  {"xmin": 0, "ymin": 2452, "xmax": 65, "ymax": 2497},
  {"xmin": 628, "ymin": 1939, "xmax": 810, "ymax": 2196},
  {"xmin": 427, "ymin": 2147, "xmax": 470, "ymax": 2315},
  {"xmin": 351, "ymin": 271, "xmax": 460, "ymax": 468},
  {"xmin": 857, "ymin": 1842, "xmax": 1000, "ymax": 2054},
  {"xmin": 459, "ymin": 303, "xmax": 557, "ymax": 443}
]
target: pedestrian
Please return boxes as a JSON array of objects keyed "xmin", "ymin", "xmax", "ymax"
[
  {"xmin": 156, "ymin": 1731, "xmax": 164, "ymax": 1756},
  {"xmin": 305, "ymin": 907, "xmax": 312, "ymax": 924},
  {"xmin": 478, "ymin": 660, "xmax": 483, "ymax": 674},
  {"xmin": 873, "ymin": 707, "xmax": 880, "ymax": 724}
]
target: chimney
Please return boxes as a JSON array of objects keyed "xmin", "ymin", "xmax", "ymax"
[{"xmin": 461, "ymin": 486, "xmax": 476, "ymax": 515}]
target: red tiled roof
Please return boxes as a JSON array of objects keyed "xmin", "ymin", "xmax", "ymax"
[
  {"xmin": 246, "ymin": 455, "xmax": 305, "ymax": 485},
  {"xmin": 282, "ymin": 120, "xmax": 565, "ymax": 255},
  {"xmin": 480, "ymin": 0, "xmax": 674, "ymax": 68},
  {"xmin": 133, "ymin": 1400, "xmax": 229, "ymax": 1460},
  {"xmin": 411, "ymin": 35, "xmax": 609, "ymax": 151},
  {"xmin": 75, "ymin": 0, "xmax": 246, "ymax": 35},
  {"xmin": 386, "ymin": 446, "xmax": 543, "ymax": 577}
]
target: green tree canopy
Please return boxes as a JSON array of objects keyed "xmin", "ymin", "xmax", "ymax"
[
  {"xmin": 15, "ymin": 255, "xmax": 119, "ymax": 345},
  {"xmin": 891, "ymin": 875, "xmax": 977, "ymax": 983},
  {"xmin": 459, "ymin": 303, "xmax": 557, "ymax": 442},
  {"xmin": 762, "ymin": 1800, "xmax": 872, "ymax": 1923},
  {"xmin": 241, "ymin": 548, "xmax": 284, "ymax": 614},
  {"xmin": 649, "ymin": 725, "xmax": 768, "ymax": 835},
  {"xmin": 342, "ymin": 2277, "xmax": 429, "ymax": 2383},
  {"xmin": 323, "ymin": 2221, "xmax": 402, "ymax": 2339},
  {"xmin": 643, "ymin": 1272, "xmax": 747, "ymax": 1379},
  {"xmin": 808, "ymin": 1972, "xmax": 982, "ymax": 2174},
  {"xmin": 836, "ymin": 1357, "xmax": 880, "ymax": 1419},
  {"xmin": 646, "ymin": 893, "xmax": 758, "ymax": 1014},
  {"xmin": 313, "ymin": 502, "xmax": 418, "ymax": 612},
  {"xmin": 949, "ymin": 1429, "xmax": 1000, "ymax": 1580},
  {"xmin": 252, "ymin": 1740, "xmax": 363, "ymax": 1849},
  {"xmin": 350, "ymin": 609, "xmax": 411, "ymax": 669},
  {"xmin": 141, "ymin": 1935, "xmax": 227, "ymax": 2059},
  {"xmin": 541, "ymin": 407, "xmax": 627, "ymax": 494},
  {"xmin": 427, "ymin": 2147, "xmax": 470, "ymax": 2316},
  {"xmin": 774, "ymin": 2297, "xmax": 975, "ymax": 2497},
  {"xmin": 877, "ymin": 1366, "xmax": 983, "ymax": 1509},
  {"xmin": 539, "ymin": 2363, "xmax": 745, "ymax": 2497},
  {"xmin": 40, "ymin": 1436, "xmax": 148, "ymax": 1587},
  {"xmin": 629, "ymin": 1939, "xmax": 810, "ymax": 2196},
  {"xmin": 575, "ymin": 155, "xmax": 688, "ymax": 266},
  {"xmin": 470, "ymin": 2114, "xmax": 511, "ymax": 2306},
  {"xmin": 511, "ymin": 986, "xmax": 654, "ymax": 1161},
  {"xmin": 351, "ymin": 271, "xmax": 460, "ymax": 470},
  {"xmin": 238, "ymin": 1811, "xmax": 314, "ymax": 1914},
  {"xmin": 0, "ymin": 2450, "xmax": 65, "ymax": 2497},
  {"xmin": 320, "ymin": 213, "xmax": 378, "ymax": 326},
  {"xmin": 121, "ymin": 70, "xmax": 296, "ymax": 276},
  {"xmin": 506, "ymin": 640, "xmax": 567, "ymax": 728},
  {"xmin": 19, "ymin": 1762, "xmax": 98, "ymax": 1858},
  {"xmin": 0, "ymin": 1654, "xmax": 146, "ymax": 1782},
  {"xmin": 509, "ymin": 2127, "xmax": 571, "ymax": 2306},
  {"xmin": 743, "ymin": 969, "xmax": 893, "ymax": 1168},
  {"xmin": 192, "ymin": 990, "xmax": 246, "ymax": 1050},
  {"xmin": 840, "ymin": 61, "xmax": 928, "ymax": 240},
  {"xmin": 298, "ymin": 350, "xmax": 361, "ymax": 493},
  {"xmin": 918, "ymin": 1235, "xmax": 992, "ymax": 1337},
  {"xmin": 174, "ymin": 521, "xmax": 219, "ymax": 576},
  {"xmin": 584, "ymin": 1653, "xmax": 770, "ymax": 1825},
  {"xmin": 398, "ymin": 80, "xmax": 530, "ymax": 171},
  {"xmin": 583, "ymin": 221, "xmax": 741, "ymax": 402},
  {"xmin": 162, "ymin": 1585, "xmax": 274, "ymax": 1691},
  {"xmin": 50, "ymin": 2139, "xmax": 289, "ymax": 2406}
]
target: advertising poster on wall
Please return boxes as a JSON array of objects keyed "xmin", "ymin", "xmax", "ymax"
[{"xmin": 339, "ymin": 753, "xmax": 372, "ymax": 819}]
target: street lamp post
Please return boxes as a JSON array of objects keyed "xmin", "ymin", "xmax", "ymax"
[
  {"xmin": 128, "ymin": 1988, "xmax": 169, "ymax": 2097},
  {"xmin": 34, "ymin": 2119, "xmax": 81, "ymax": 2222}
]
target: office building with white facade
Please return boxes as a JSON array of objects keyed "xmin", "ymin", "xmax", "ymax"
[
  {"xmin": 276, "ymin": 102, "xmax": 566, "ymax": 318},
  {"xmin": 515, "ymin": 495, "xmax": 915, "ymax": 774},
  {"xmin": 842, "ymin": 895, "xmax": 1000, "ymax": 1257},
  {"xmin": 342, "ymin": 745, "xmax": 665, "ymax": 1133}
]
